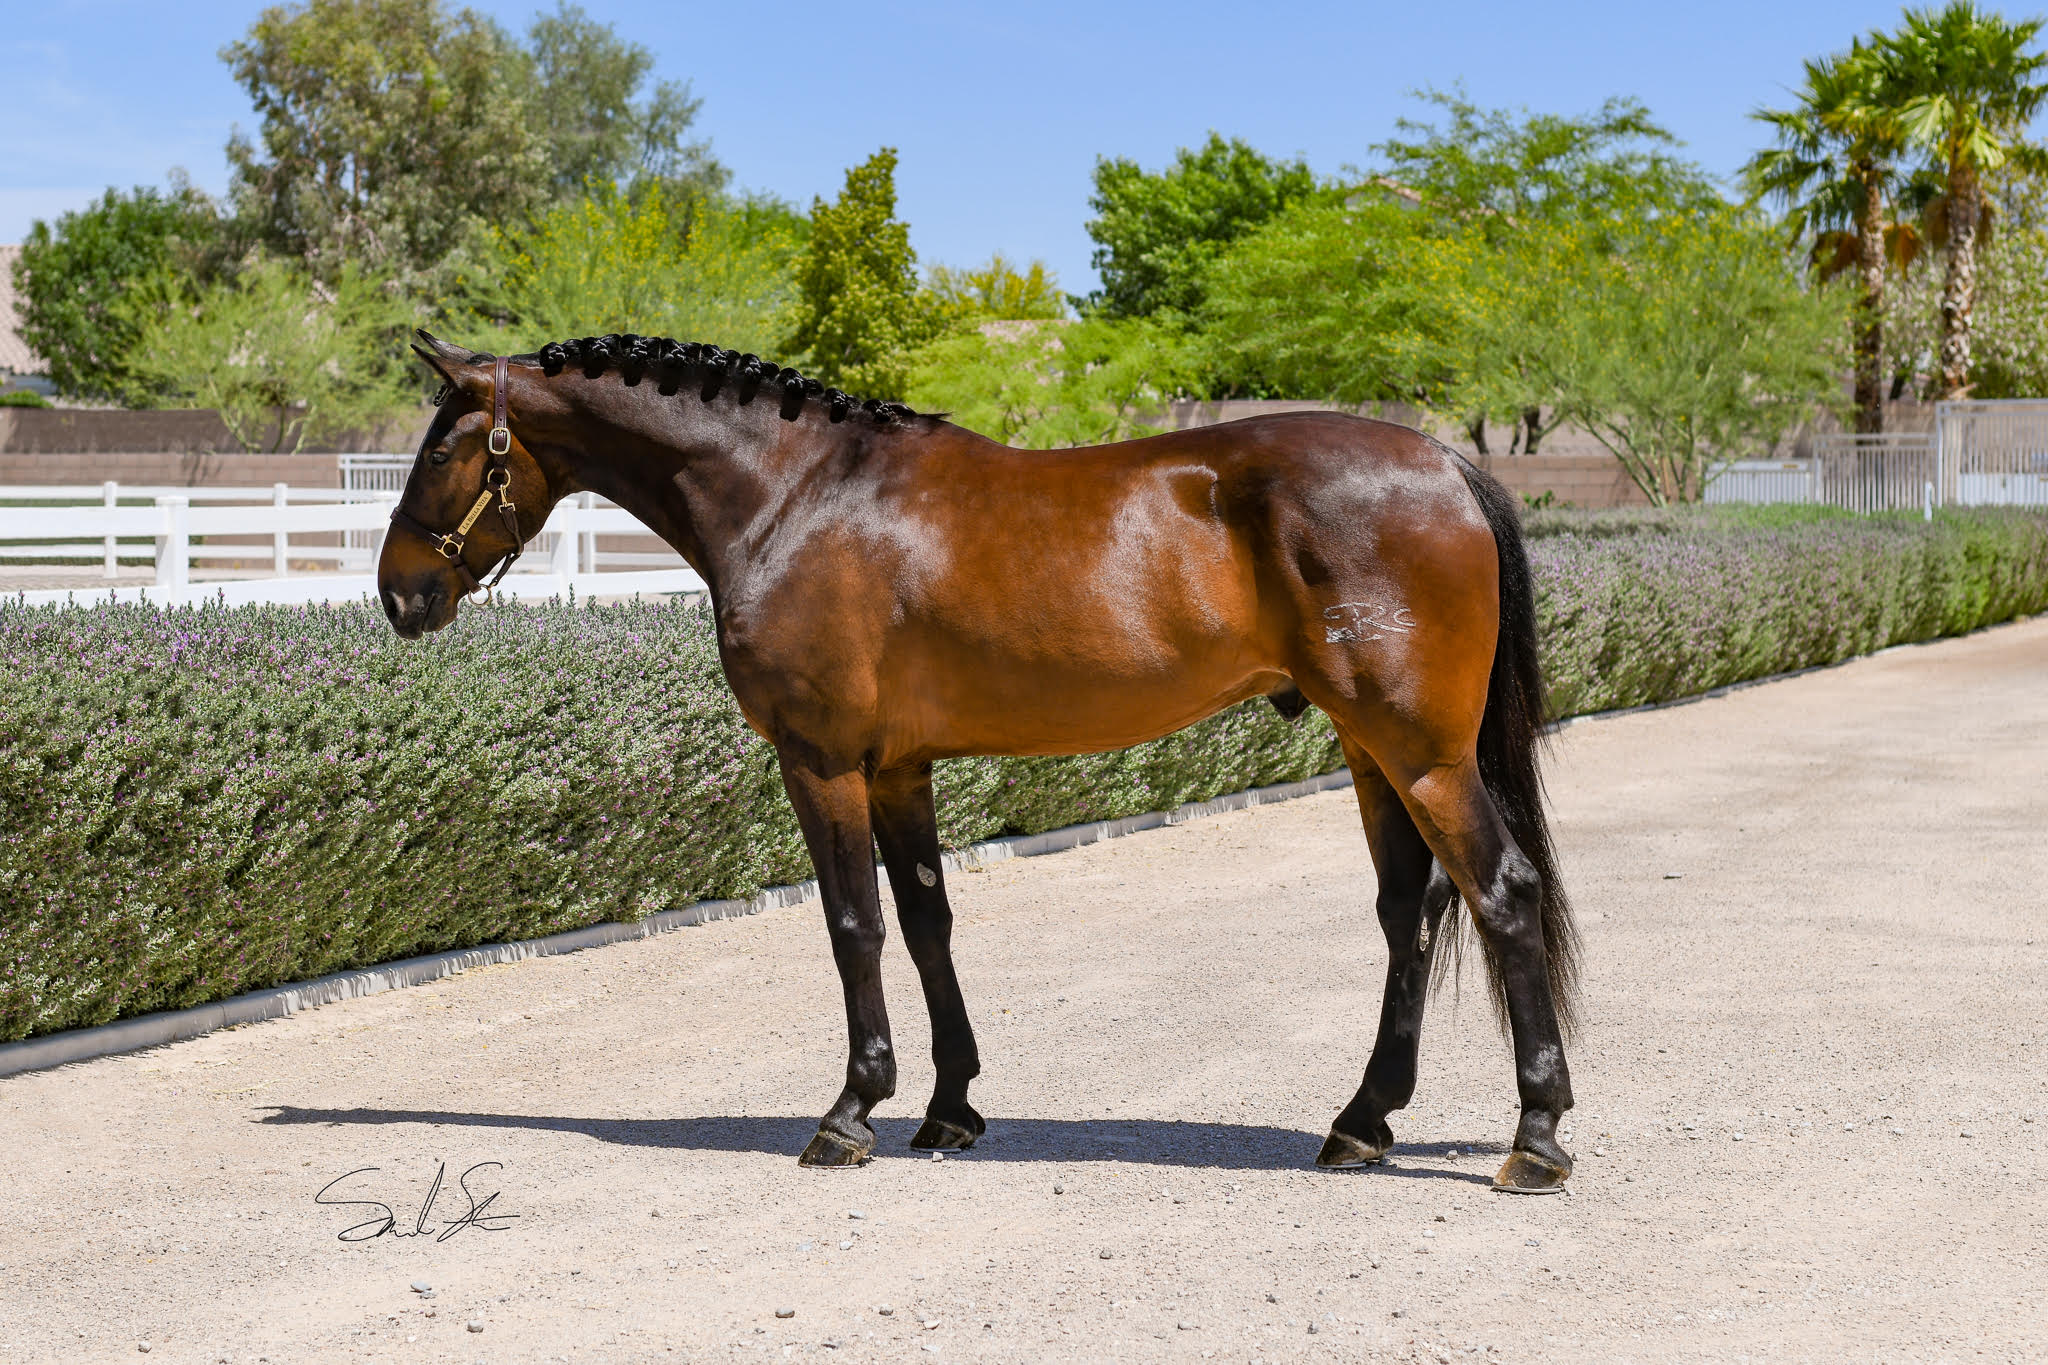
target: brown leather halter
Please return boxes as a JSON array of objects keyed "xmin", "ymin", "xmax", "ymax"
[{"xmin": 388, "ymin": 356, "xmax": 527, "ymax": 603}]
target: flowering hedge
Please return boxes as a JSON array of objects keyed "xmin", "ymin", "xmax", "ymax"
[
  {"xmin": 0, "ymin": 599, "xmax": 1340, "ymax": 1041},
  {"xmin": 3, "ymin": 505, "xmax": 2044, "ymax": 1041},
  {"xmin": 1530, "ymin": 506, "xmax": 2048, "ymax": 714}
]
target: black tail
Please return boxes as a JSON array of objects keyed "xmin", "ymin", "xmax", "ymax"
[{"xmin": 1434, "ymin": 459, "xmax": 1580, "ymax": 1038}]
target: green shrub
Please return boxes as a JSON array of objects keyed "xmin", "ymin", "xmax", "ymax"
[
  {"xmin": 1521, "ymin": 501, "xmax": 1859, "ymax": 541},
  {"xmin": 0, "ymin": 598, "xmax": 1338, "ymax": 1040},
  {"xmin": 3, "ymin": 506, "xmax": 2044, "ymax": 1041},
  {"xmin": 1533, "ymin": 508, "xmax": 2048, "ymax": 714}
]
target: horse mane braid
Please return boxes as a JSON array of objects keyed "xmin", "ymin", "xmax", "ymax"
[{"xmin": 527, "ymin": 333, "xmax": 916, "ymax": 426}]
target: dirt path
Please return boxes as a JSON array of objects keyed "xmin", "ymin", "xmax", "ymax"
[{"xmin": 4, "ymin": 618, "xmax": 2046, "ymax": 1364}]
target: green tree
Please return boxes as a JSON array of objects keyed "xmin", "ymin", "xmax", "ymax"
[
  {"xmin": 522, "ymin": 2, "xmax": 727, "ymax": 200},
  {"xmin": 1880, "ymin": 1, "xmax": 2048, "ymax": 398},
  {"xmin": 1530, "ymin": 212, "xmax": 1849, "ymax": 505},
  {"xmin": 222, "ymin": 0, "xmax": 553, "ymax": 282},
  {"xmin": 782, "ymin": 148, "xmax": 926, "ymax": 394},
  {"xmin": 1744, "ymin": 42, "xmax": 1917, "ymax": 433},
  {"xmin": 905, "ymin": 316, "xmax": 1195, "ymax": 448},
  {"xmin": 1376, "ymin": 90, "xmax": 1712, "ymax": 231},
  {"xmin": 466, "ymin": 184, "xmax": 804, "ymax": 357},
  {"xmin": 921, "ymin": 254, "xmax": 1067, "ymax": 329},
  {"xmin": 1965, "ymin": 222, "xmax": 2048, "ymax": 395},
  {"xmin": 1195, "ymin": 196, "xmax": 1469, "ymax": 408},
  {"xmin": 9, "ymin": 181, "xmax": 227, "ymax": 400},
  {"xmin": 1883, "ymin": 214, "xmax": 2048, "ymax": 398},
  {"xmin": 124, "ymin": 257, "xmax": 416, "ymax": 452},
  {"xmin": 1374, "ymin": 91, "xmax": 1717, "ymax": 451},
  {"xmin": 1082, "ymin": 133, "xmax": 1324, "ymax": 320}
]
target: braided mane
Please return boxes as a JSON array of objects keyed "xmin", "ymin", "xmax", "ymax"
[{"xmin": 509, "ymin": 333, "xmax": 920, "ymax": 427}]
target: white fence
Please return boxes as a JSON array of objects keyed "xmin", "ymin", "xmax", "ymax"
[
  {"xmin": 1938, "ymin": 400, "xmax": 2048, "ymax": 507},
  {"xmin": 1707, "ymin": 401, "xmax": 2048, "ymax": 514},
  {"xmin": 1812, "ymin": 433, "xmax": 1940, "ymax": 514},
  {"xmin": 340, "ymin": 454, "xmax": 684, "ymax": 569},
  {"xmin": 1, "ymin": 480, "xmax": 704, "ymax": 609},
  {"xmin": 1704, "ymin": 460, "xmax": 1821, "ymax": 506}
]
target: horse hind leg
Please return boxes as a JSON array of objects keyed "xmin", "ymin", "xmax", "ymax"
[
  {"xmin": 1386, "ymin": 753, "xmax": 1575, "ymax": 1191},
  {"xmin": 1316, "ymin": 738, "xmax": 1457, "ymax": 1168},
  {"xmin": 869, "ymin": 763, "xmax": 986, "ymax": 1151}
]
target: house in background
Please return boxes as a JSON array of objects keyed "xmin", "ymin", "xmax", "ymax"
[{"xmin": 0, "ymin": 245, "xmax": 56, "ymax": 399}]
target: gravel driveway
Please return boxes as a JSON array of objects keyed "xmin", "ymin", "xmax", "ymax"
[{"xmin": 3, "ymin": 617, "xmax": 2045, "ymax": 1364}]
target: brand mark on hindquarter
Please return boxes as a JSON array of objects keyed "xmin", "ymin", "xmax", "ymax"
[{"xmin": 1322, "ymin": 600, "xmax": 1418, "ymax": 644}]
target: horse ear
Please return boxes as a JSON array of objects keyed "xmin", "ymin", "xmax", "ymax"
[{"xmin": 409, "ymin": 330, "xmax": 480, "ymax": 391}]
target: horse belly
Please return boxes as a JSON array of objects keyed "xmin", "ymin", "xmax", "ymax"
[{"xmin": 886, "ymin": 537, "xmax": 1273, "ymax": 758}]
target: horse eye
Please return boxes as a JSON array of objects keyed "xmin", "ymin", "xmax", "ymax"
[{"xmin": 428, "ymin": 447, "xmax": 451, "ymax": 466}]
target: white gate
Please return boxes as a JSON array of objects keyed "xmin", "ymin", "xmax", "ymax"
[
  {"xmin": 1704, "ymin": 460, "xmax": 1817, "ymax": 505},
  {"xmin": 1936, "ymin": 400, "xmax": 2048, "ymax": 507},
  {"xmin": 338, "ymin": 454, "xmax": 416, "ymax": 557},
  {"xmin": 1770, "ymin": 404, "xmax": 2048, "ymax": 512},
  {"xmin": 1809, "ymin": 433, "xmax": 1938, "ymax": 513}
]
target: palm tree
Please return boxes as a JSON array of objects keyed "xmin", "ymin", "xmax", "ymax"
[
  {"xmin": 1881, "ymin": 1, "xmax": 2048, "ymax": 399},
  {"xmin": 1744, "ymin": 41, "xmax": 1911, "ymax": 433}
]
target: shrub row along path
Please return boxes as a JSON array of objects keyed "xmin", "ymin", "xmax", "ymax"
[{"xmin": 4, "ymin": 617, "xmax": 2046, "ymax": 1363}]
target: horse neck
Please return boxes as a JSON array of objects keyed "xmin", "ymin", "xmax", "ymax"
[{"xmin": 547, "ymin": 384, "xmax": 816, "ymax": 601}]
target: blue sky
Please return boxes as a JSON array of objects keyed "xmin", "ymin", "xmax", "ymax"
[{"xmin": 0, "ymin": 1, "xmax": 1951, "ymax": 292}]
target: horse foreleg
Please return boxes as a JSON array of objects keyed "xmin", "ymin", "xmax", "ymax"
[
  {"xmin": 778, "ymin": 747, "xmax": 895, "ymax": 1168},
  {"xmin": 870, "ymin": 762, "xmax": 986, "ymax": 1151},
  {"xmin": 1318, "ymin": 742, "xmax": 1451, "ymax": 1168}
]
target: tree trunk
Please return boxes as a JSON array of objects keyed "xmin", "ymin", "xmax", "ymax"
[
  {"xmin": 1466, "ymin": 414, "xmax": 1489, "ymax": 457},
  {"xmin": 1938, "ymin": 162, "xmax": 1981, "ymax": 400},
  {"xmin": 1521, "ymin": 406, "xmax": 1546, "ymax": 454},
  {"xmin": 1854, "ymin": 165, "xmax": 1887, "ymax": 434}
]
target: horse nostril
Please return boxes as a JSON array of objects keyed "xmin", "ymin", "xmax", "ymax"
[{"xmin": 382, "ymin": 589, "xmax": 407, "ymax": 624}]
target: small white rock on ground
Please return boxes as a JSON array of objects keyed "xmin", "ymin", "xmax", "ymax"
[{"xmin": 2, "ymin": 618, "xmax": 2047, "ymax": 1361}]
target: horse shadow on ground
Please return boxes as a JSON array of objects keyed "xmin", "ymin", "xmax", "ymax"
[{"xmin": 254, "ymin": 1106, "xmax": 1499, "ymax": 1182}]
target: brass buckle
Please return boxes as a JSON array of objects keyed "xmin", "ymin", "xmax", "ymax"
[
  {"xmin": 466, "ymin": 582, "xmax": 493, "ymax": 606},
  {"xmin": 488, "ymin": 426, "xmax": 512, "ymax": 456},
  {"xmin": 434, "ymin": 533, "xmax": 465, "ymax": 559}
]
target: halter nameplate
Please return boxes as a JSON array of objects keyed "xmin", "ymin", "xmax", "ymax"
[{"xmin": 453, "ymin": 489, "xmax": 495, "ymax": 537}]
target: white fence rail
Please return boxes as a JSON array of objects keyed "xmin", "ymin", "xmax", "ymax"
[
  {"xmin": 1708, "ymin": 401, "xmax": 2048, "ymax": 514},
  {"xmin": 1811, "ymin": 433, "xmax": 1939, "ymax": 514},
  {"xmin": 1695, "ymin": 402, "xmax": 2048, "ymax": 513},
  {"xmin": 2, "ymin": 482, "xmax": 704, "ymax": 608},
  {"xmin": 1704, "ymin": 460, "xmax": 1819, "ymax": 506},
  {"xmin": 1937, "ymin": 399, "xmax": 2048, "ymax": 504},
  {"xmin": 340, "ymin": 454, "xmax": 682, "ymax": 569}
]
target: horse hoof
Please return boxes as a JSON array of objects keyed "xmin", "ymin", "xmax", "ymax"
[
  {"xmin": 1315, "ymin": 1121, "xmax": 1393, "ymax": 1169},
  {"xmin": 799, "ymin": 1126, "xmax": 874, "ymax": 1168},
  {"xmin": 1493, "ymin": 1149, "xmax": 1571, "ymax": 1193},
  {"xmin": 909, "ymin": 1118, "xmax": 978, "ymax": 1151}
]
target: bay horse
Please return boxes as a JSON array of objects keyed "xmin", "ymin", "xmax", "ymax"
[{"xmin": 379, "ymin": 331, "xmax": 1581, "ymax": 1191}]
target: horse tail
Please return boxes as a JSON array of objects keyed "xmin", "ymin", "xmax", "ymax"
[{"xmin": 1434, "ymin": 458, "xmax": 1580, "ymax": 1039}]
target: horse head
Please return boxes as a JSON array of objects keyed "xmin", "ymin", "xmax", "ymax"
[{"xmin": 379, "ymin": 331, "xmax": 559, "ymax": 637}]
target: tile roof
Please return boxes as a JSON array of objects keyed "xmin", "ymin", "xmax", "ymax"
[{"xmin": 0, "ymin": 245, "xmax": 48, "ymax": 375}]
